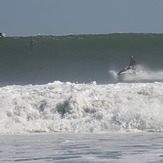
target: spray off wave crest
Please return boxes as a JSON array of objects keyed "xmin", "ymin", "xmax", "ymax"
[
  {"xmin": 109, "ymin": 65, "xmax": 163, "ymax": 82},
  {"xmin": 0, "ymin": 81, "xmax": 163, "ymax": 134}
]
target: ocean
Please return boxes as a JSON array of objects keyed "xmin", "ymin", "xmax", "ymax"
[{"xmin": 0, "ymin": 33, "xmax": 163, "ymax": 162}]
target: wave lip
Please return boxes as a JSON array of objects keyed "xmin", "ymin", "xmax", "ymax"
[{"xmin": 0, "ymin": 81, "xmax": 163, "ymax": 134}]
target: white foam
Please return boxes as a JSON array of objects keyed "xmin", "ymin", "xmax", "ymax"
[
  {"xmin": 0, "ymin": 81, "xmax": 163, "ymax": 134},
  {"xmin": 110, "ymin": 65, "xmax": 163, "ymax": 82}
]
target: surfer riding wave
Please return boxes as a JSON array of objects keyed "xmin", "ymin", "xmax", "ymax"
[
  {"xmin": 117, "ymin": 56, "xmax": 136, "ymax": 76},
  {"xmin": 128, "ymin": 56, "xmax": 136, "ymax": 70}
]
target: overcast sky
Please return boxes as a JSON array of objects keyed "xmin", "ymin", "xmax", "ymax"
[{"xmin": 1, "ymin": 0, "xmax": 163, "ymax": 36}]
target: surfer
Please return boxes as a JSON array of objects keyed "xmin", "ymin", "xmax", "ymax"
[
  {"xmin": 117, "ymin": 56, "xmax": 136, "ymax": 76},
  {"xmin": 0, "ymin": 33, "xmax": 4, "ymax": 37},
  {"xmin": 31, "ymin": 39, "xmax": 35, "ymax": 45},
  {"xmin": 128, "ymin": 56, "xmax": 136, "ymax": 70},
  {"xmin": 30, "ymin": 39, "xmax": 36, "ymax": 47}
]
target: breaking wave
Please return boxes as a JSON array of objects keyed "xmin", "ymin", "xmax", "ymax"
[{"xmin": 0, "ymin": 81, "xmax": 163, "ymax": 134}]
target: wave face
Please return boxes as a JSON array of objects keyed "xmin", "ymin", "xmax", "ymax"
[
  {"xmin": 1, "ymin": 33, "xmax": 163, "ymax": 85},
  {"xmin": 0, "ymin": 81, "xmax": 163, "ymax": 134}
]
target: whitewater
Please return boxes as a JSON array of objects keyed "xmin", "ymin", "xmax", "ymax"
[{"xmin": 0, "ymin": 80, "xmax": 162, "ymax": 134}]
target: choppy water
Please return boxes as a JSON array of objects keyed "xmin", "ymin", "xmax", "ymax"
[{"xmin": 1, "ymin": 132, "xmax": 163, "ymax": 162}]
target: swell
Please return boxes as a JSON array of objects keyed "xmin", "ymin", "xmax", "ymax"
[{"xmin": 0, "ymin": 33, "xmax": 163, "ymax": 85}]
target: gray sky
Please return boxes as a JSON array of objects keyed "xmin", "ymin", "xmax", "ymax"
[{"xmin": 1, "ymin": 0, "xmax": 163, "ymax": 36}]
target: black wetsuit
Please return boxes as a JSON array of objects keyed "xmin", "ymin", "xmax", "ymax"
[
  {"xmin": 117, "ymin": 57, "xmax": 136, "ymax": 75},
  {"xmin": 128, "ymin": 57, "xmax": 136, "ymax": 70}
]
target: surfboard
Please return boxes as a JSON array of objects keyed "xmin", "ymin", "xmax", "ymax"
[
  {"xmin": 117, "ymin": 67, "xmax": 138, "ymax": 81},
  {"xmin": 117, "ymin": 68, "xmax": 136, "ymax": 76}
]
